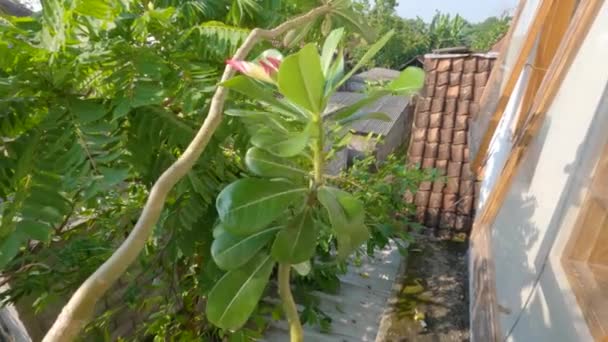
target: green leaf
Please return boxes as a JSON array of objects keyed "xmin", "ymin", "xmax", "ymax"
[
  {"xmin": 212, "ymin": 225, "xmax": 281, "ymax": 270},
  {"xmin": 206, "ymin": 253, "xmax": 275, "ymax": 330},
  {"xmin": 389, "ymin": 67, "xmax": 425, "ymax": 93},
  {"xmin": 331, "ymin": 6, "xmax": 376, "ymax": 42},
  {"xmin": 216, "ymin": 179, "xmax": 307, "ymax": 235},
  {"xmin": 325, "ymin": 48, "xmax": 344, "ymax": 95},
  {"xmin": 245, "ymin": 147, "xmax": 307, "ymax": 180},
  {"xmin": 0, "ymin": 232, "xmax": 25, "ymax": 269},
  {"xmin": 271, "ymin": 209, "xmax": 317, "ymax": 264},
  {"xmin": 321, "ymin": 28, "xmax": 344, "ymax": 77},
  {"xmin": 278, "ymin": 44, "xmax": 324, "ymax": 114},
  {"xmin": 69, "ymin": 98, "xmax": 106, "ymax": 124},
  {"xmin": 132, "ymin": 81, "xmax": 165, "ymax": 107},
  {"xmin": 292, "ymin": 260, "xmax": 311, "ymax": 276},
  {"xmin": 334, "ymin": 30, "xmax": 395, "ymax": 91},
  {"xmin": 250, "ymin": 127, "xmax": 310, "ymax": 158},
  {"xmin": 338, "ymin": 111, "xmax": 391, "ymax": 126},
  {"xmin": 317, "ymin": 186, "xmax": 369, "ymax": 259},
  {"xmin": 222, "ymin": 76, "xmax": 290, "ymax": 113},
  {"xmin": 17, "ymin": 219, "xmax": 52, "ymax": 242},
  {"xmin": 74, "ymin": 0, "xmax": 118, "ymax": 20}
]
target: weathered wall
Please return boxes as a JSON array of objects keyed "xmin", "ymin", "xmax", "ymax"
[{"xmin": 470, "ymin": 2, "xmax": 608, "ymax": 340}]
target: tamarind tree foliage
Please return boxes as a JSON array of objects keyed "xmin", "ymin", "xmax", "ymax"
[{"xmin": 0, "ymin": 0, "xmax": 425, "ymax": 340}]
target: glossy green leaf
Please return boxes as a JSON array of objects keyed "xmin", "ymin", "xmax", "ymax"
[
  {"xmin": 317, "ymin": 186, "xmax": 369, "ymax": 259},
  {"xmin": 132, "ymin": 81, "xmax": 165, "ymax": 107},
  {"xmin": 321, "ymin": 28, "xmax": 344, "ymax": 77},
  {"xmin": 222, "ymin": 76, "xmax": 291, "ymax": 113},
  {"xmin": 245, "ymin": 147, "xmax": 307, "ymax": 180},
  {"xmin": 17, "ymin": 219, "xmax": 52, "ymax": 242},
  {"xmin": 278, "ymin": 44, "xmax": 324, "ymax": 114},
  {"xmin": 338, "ymin": 111, "xmax": 391, "ymax": 126},
  {"xmin": 292, "ymin": 260, "xmax": 311, "ymax": 276},
  {"xmin": 0, "ymin": 233, "xmax": 25, "ymax": 269},
  {"xmin": 212, "ymin": 225, "xmax": 281, "ymax": 270},
  {"xmin": 333, "ymin": 30, "xmax": 395, "ymax": 91},
  {"xmin": 250, "ymin": 127, "xmax": 310, "ymax": 158},
  {"xmin": 271, "ymin": 209, "xmax": 317, "ymax": 264},
  {"xmin": 69, "ymin": 98, "xmax": 106, "ymax": 124},
  {"xmin": 216, "ymin": 178, "xmax": 307, "ymax": 235},
  {"xmin": 206, "ymin": 253, "xmax": 275, "ymax": 330},
  {"xmin": 389, "ymin": 67, "xmax": 425, "ymax": 94},
  {"xmin": 325, "ymin": 48, "xmax": 344, "ymax": 95}
]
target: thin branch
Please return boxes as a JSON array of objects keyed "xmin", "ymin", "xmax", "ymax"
[{"xmin": 42, "ymin": 5, "xmax": 332, "ymax": 341}]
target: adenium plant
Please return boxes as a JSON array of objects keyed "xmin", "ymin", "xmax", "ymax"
[{"xmin": 205, "ymin": 28, "xmax": 423, "ymax": 341}]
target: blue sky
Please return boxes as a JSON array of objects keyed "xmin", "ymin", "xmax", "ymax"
[{"xmin": 396, "ymin": 0, "xmax": 519, "ymax": 23}]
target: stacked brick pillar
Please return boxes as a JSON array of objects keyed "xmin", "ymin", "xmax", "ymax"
[{"xmin": 406, "ymin": 54, "xmax": 496, "ymax": 236}]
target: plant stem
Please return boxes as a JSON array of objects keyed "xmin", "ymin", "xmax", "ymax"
[
  {"xmin": 313, "ymin": 116, "xmax": 324, "ymax": 186},
  {"xmin": 278, "ymin": 263, "xmax": 303, "ymax": 342}
]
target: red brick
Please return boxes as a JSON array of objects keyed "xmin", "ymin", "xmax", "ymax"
[
  {"xmin": 440, "ymin": 129, "xmax": 453, "ymax": 143},
  {"xmin": 415, "ymin": 111, "xmax": 430, "ymax": 128},
  {"xmin": 447, "ymin": 86, "xmax": 460, "ymax": 98},
  {"xmin": 461, "ymin": 73, "xmax": 474, "ymax": 87},
  {"xmin": 425, "ymin": 84, "xmax": 435, "ymax": 97},
  {"xmin": 424, "ymin": 143, "xmax": 438, "ymax": 158},
  {"xmin": 435, "ymin": 160, "xmax": 448, "ymax": 174},
  {"xmin": 437, "ymin": 71, "xmax": 449, "ymax": 86},
  {"xmin": 435, "ymin": 85, "xmax": 447, "ymax": 98},
  {"xmin": 451, "ymin": 145, "xmax": 464, "ymax": 162},
  {"xmin": 429, "ymin": 113, "xmax": 443, "ymax": 128},
  {"xmin": 432, "ymin": 179, "xmax": 445, "ymax": 192},
  {"xmin": 424, "ymin": 58, "xmax": 438, "ymax": 71},
  {"xmin": 417, "ymin": 97, "xmax": 432, "ymax": 112},
  {"xmin": 455, "ymin": 215, "xmax": 471, "ymax": 231},
  {"xmin": 462, "ymin": 163, "xmax": 473, "ymax": 178},
  {"xmin": 438, "ymin": 144, "xmax": 451, "ymax": 160},
  {"xmin": 445, "ymin": 99, "xmax": 457, "ymax": 115},
  {"xmin": 452, "ymin": 58, "xmax": 465, "ymax": 72},
  {"xmin": 463, "ymin": 57, "xmax": 477, "ymax": 73},
  {"xmin": 419, "ymin": 181, "xmax": 432, "ymax": 191},
  {"xmin": 404, "ymin": 190, "xmax": 414, "ymax": 203},
  {"xmin": 409, "ymin": 141, "xmax": 425, "ymax": 157},
  {"xmin": 437, "ymin": 59, "xmax": 452, "ymax": 72},
  {"xmin": 422, "ymin": 158, "xmax": 435, "ymax": 169},
  {"xmin": 412, "ymin": 127, "xmax": 427, "ymax": 141},
  {"xmin": 453, "ymin": 131, "xmax": 467, "ymax": 145},
  {"xmin": 427, "ymin": 128, "xmax": 439, "ymax": 143},
  {"xmin": 460, "ymin": 85, "xmax": 473, "ymax": 100},
  {"xmin": 457, "ymin": 100, "xmax": 470, "ymax": 115},
  {"xmin": 459, "ymin": 180, "xmax": 474, "ymax": 196},
  {"xmin": 464, "ymin": 147, "xmax": 470, "ymax": 161},
  {"xmin": 429, "ymin": 192, "xmax": 443, "ymax": 209},
  {"xmin": 455, "ymin": 115, "xmax": 468, "ymax": 130},
  {"xmin": 447, "ymin": 162, "xmax": 462, "ymax": 177},
  {"xmin": 442, "ymin": 113, "xmax": 455, "ymax": 129},
  {"xmin": 449, "ymin": 72, "xmax": 461, "ymax": 86},
  {"xmin": 477, "ymin": 58, "xmax": 491, "ymax": 73},
  {"xmin": 475, "ymin": 72, "xmax": 489, "ymax": 87},
  {"xmin": 425, "ymin": 71, "xmax": 437, "ymax": 86},
  {"xmin": 457, "ymin": 195, "xmax": 474, "ymax": 214},
  {"xmin": 431, "ymin": 98, "xmax": 444, "ymax": 112},
  {"xmin": 415, "ymin": 191, "xmax": 430, "ymax": 206},
  {"xmin": 409, "ymin": 156, "xmax": 422, "ymax": 166},
  {"xmin": 442, "ymin": 194, "xmax": 458, "ymax": 212},
  {"xmin": 445, "ymin": 177, "xmax": 460, "ymax": 194}
]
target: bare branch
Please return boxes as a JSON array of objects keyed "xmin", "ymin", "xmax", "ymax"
[{"xmin": 42, "ymin": 4, "xmax": 332, "ymax": 341}]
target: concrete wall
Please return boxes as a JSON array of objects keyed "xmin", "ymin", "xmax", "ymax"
[{"xmin": 472, "ymin": 3, "xmax": 608, "ymax": 341}]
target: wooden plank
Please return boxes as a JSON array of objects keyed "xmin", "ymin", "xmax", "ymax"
[
  {"xmin": 513, "ymin": 0, "xmax": 578, "ymax": 138},
  {"xmin": 471, "ymin": 0, "xmax": 556, "ymax": 172}
]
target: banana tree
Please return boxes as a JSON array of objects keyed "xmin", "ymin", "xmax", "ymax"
[{"xmin": 205, "ymin": 28, "xmax": 424, "ymax": 341}]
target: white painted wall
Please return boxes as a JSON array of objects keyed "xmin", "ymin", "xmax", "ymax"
[{"xmin": 474, "ymin": 1, "xmax": 608, "ymax": 340}]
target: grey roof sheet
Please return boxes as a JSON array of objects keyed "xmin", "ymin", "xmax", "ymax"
[{"xmin": 326, "ymin": 92, "xmax": 409, "ymax": 136}]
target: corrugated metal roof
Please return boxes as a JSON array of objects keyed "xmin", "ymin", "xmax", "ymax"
[{"xmin": 326, "ymin": 92, "xmax": 409, "ymax": 136}]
